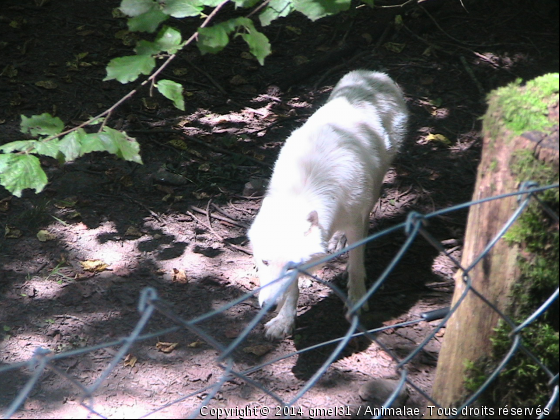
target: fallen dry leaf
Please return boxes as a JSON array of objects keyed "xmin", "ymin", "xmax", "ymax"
[
  {"xmin": 224, "ymin": 328, "xmax": 242, "ymax": 339},
  {"xmin": 361, "ymin": 33, "xmax": 373, "ymax": 44},
  {"xmin": 229, "ymin": 75, "xmax": 247, "ymax": 85},
  {"xmin": 66, "ymin": 210, "xmax": 81, "ymax": 219},
  {"xmin": 75, "ymin": 272, "xmax": 94, "ymax": 280},
  {"xmin": 425, "ymin": 133, "xmax": 451, "ymax": 146},
  {"xmin": 285, "ymin": 25, "xmax": 301, "ymax": 35},
  {"xmin": 76, "ymin": 30, "xmax": 95, "ymax": 36},
  {"xmin": 37, "ymin": 230, "xmax": 56, "ymax": 242},
  {"xmin": 124, "ymin": 354, "xmax": 137, "ymax": 367},
  {"xmin": 142, "ymin": 97, "xmax": 158, "ymax": 110},
  {"xmin": 172, "ymin": 68, "xmax": 188, "ymax": 76},
  {"xmin": 35, "ymin": 80, "xmax": 58, "ymax": 89},
  {"xmin": 293, "ymin": 55, "xmax": 309, "ymax": 65},
  {"xmin": 80, "ymin": 259, "xmax": 108, "ymax": 272},
  {"xmin": 154, "ymin": 184, "xmax": 175, "ymax": 195},
  {"xmin": 124, "ymin": 226, "xmax": 143, "ymax": 237},
  {"xmin": 192, "ymin": 191, "xmax": 210, "ymax": 199},
  {"xmin": 1, "ymin": 64, "xmax": 18, "ymax": 78},
  {"xmin": 172, "ymin": 268, "xmax": 188, "ymax": 283},
  {"xmin": 54, "ymin": 198, "xmax": 77, "ymax": 208},
  {"xmin": 0, "ymin": 197, "xmax": 12, "ymax": 212},
  {"xmin": 242, "ymin": 344, "xmax": 273, "ymax": 357},
  {"xmin": 167, "ymin": 138, "xmax": 188, "ymax": 150},
  {"xmin": 383, "ymin": 42, "xmax": 406, "ymax": 53},
  {"xmin": 187, "ymin": 340, "xmax": 203, "ymax": 348},
  {"xmin": 5, "ymin": 226, "xmax": 22, "ymax": 239},
  {"xmin": 156, "ymin": 341, "xmax": 179, "ymax": 353}
]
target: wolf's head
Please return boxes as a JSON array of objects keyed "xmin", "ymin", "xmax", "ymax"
[{"xmin": 248, "ymin": 197, "xmax": 327, "ymax": 309}]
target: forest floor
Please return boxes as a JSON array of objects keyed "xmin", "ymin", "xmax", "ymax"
[{"xmin": 0, "ymin": 0, "xmax": 558, "ymax": 418}]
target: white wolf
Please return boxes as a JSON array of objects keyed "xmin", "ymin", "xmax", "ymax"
[{"xmin": 248, "ymin": 70, "xmax": 408, "ymax": 340}]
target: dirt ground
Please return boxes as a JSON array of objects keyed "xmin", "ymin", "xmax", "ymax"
[{"xmin": 0, "ymin": 0, "xmax": 558, "ymax": 418}]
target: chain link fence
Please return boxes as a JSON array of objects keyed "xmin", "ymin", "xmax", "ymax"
[{"xmin": 1, "ymin": 182, "xmax": 558, "ymax": 419}]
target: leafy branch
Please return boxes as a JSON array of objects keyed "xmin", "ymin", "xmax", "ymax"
[{"xmin": 0, "ymin": 0, "xmax": 374, "ymax": 197}]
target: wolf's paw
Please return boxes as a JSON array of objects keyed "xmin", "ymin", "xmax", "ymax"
[
  {"xmin": 264, "ymin": 315, "xmax": 295, "ymax": 340},
  {"xmin": 348, "ymin": 283, "xmax": 369, "ymax": 312}
]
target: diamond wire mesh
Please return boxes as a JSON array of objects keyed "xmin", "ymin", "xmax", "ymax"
[{"xmin": 1, "ymin": 182, "xmax": 558, "ymax": 419}]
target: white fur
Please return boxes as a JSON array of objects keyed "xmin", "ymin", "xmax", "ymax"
[{"xmin": 248, "ymin": 70, "xmax": 408, "ymax": 339}]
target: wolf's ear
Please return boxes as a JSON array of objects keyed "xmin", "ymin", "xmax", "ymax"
[
  {"xmin": 305, "ymin": 210, "xmax": 320, "ymax": 236},
  {"xmin": 307, "ymin": 210, "xmax": 319, "ymax": 226}
]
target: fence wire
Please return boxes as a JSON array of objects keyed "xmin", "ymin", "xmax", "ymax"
[{"xmin": 1, "ymin": 182, "xmax": 558, "ymax": 419}]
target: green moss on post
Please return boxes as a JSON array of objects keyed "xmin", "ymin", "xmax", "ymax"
[
  {"xmin": 483, "ymin": 73, "xmax": 558, "ymax": 137},
  {"xmin": 429, "ymin": 74, "xmax": 559, "ymax": 417}
]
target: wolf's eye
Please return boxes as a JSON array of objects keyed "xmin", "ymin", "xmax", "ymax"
[{"xmin": 262, "ymin": 260, "xmax": 270, "ymax": 266}]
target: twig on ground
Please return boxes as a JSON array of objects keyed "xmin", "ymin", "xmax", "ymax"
[
  {"xmin": 122, "ymin": 194, "xmax": 164, "ymax": 224},
  {"xmin": 182, "ymin": 132, "xmax": 271, "ymax": 168},
  {"xmin": 232, "ymin": 194, "xmax": 265, "ymax": 200},
  {"xmin": 249, "ymin": 115, "xmax": 303, "ymax": 135},
  {"xmin": 402, "ymin": 24, "xmax": 452, "ymax": 55},
  {"xmin": 186, "ymin": 209, "xmax": 211, "ymax": 231},
  {"xmin": 188, "ymin": 205, "xmax": 252, "ymax": 255},
  {"xmin": 420, "ymin": 5, "xmax": 476, "ymax": 47},
  {"xmin": 186, "ymin": 60, "xmax": 228, "ymax": 96},
  {"xmin": 205, "ymin": 199, "xmax": 224, "ymax": 241},
  {"xmin": 129, "ymin": 129, "xmax": 271, "ymax": 168},
  {"xmin": 211, "ymin": 203, "xmax": 250, "ymax": 229},
  {"xmin": 313, "ymin": 22, "xmax": 393, "ymax": 90},
  {"xmin": 460, "ymin": 55, "xmax": 485, "ymax": 98},
  {"xmin": 190, "ymin": 205, "xmax": 248, "ymax": 229}
]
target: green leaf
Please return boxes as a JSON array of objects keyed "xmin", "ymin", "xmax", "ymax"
[
  {"xmin": 135, "ymin": 39, "xmax": 161, "ymax": 56},
  {"xmin": 103, "ymin": 128, "xmax": 143, "ymax": 164},
  {"xmin": 154, "ymin": 26, "xmax": 183, "ymax": 53},
  {"xmin": 32, "ymin": 140, "xmax": 61, "ymax": 159},
  {"xmin": 199, "ymin": 0, "xmax": 229, "ymax": 6},
  {"xmin": 237, "ymin": 20, "xmax": 271, "ymax": 65},
  {"xmin": 0, "ymin": 139, "xmax": 59, "ymax": 159},
  {"xmin": 58, "ymin": 129, "xmax": 88, "ymax": 161},
  {"xmin": 128, "ymin": 8, "xmax": 168, "ymax": 33},
  {"xmin": 135, "ymin": 26, "xmax": 182, "ymax": 55},
  {"xmin": 294, "ymin": 0, "xmax": 351, "ymax": 21},
  {"xmin": 197, "ymin": 22, "xmax": 232, "ymax": 55},
  {"xmin": 0, "ymin": 126, "xmax": 142, "ymax": 197},
  {"xmin": 157, "ymin": 79, "xmax": 185, "ymax": 111},
  {"xmin": 197, "ymin": 18, "xmax": 271, "ymax": 63},
  {"xmin": 87, "ymin": 116, "xmax": 105, "ymax": 126},
  {"xmin": 87, "ymin": 128, "xmax": 143, "ymax": 164},
  {"xmin": 232, "ymin": 0, "xmax": 261, "ymax": 7},
  {"xmin": 121, "ymin": 0, "xmax": 169, "ymax": 32},
  {"xmin": 162, "ymin": 0, "xmax": 203, "ymax": 17},
  {"xmin": 21, "ymin": 113, "xmax": 64, "ymax": 137},
  {"xmin": 120, "ymin": 0, "xmax": 156, "ymax": 17},
  {"xmin": 78, "ymin": 133, "xmax": 108, "ymax": 154},
  {"xmin": 114, "ymin": 131, "xmax": 143, "ymax": 164},
  {"xmin": 0, "ymin": 140, "xmax": 37, "ymax": 153},
  {"xmin": 0, "ymin": 154, "xmax": 48, "ymax": 197},
  {"xmin": 104, "ymin": 55, "xmax": 156, "ymax": 83},
  {"xmin": 259, "ymin": 0, "xmax": 294, "ymax": 26}
]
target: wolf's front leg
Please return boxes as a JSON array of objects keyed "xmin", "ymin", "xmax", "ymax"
[
  {"xmin": 264, "ymin": 278, "xmax": 299, "ymax": 340},
  {"xmin": 346, "ymin": 219, "xmax": 370, "ymax": 312}
]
